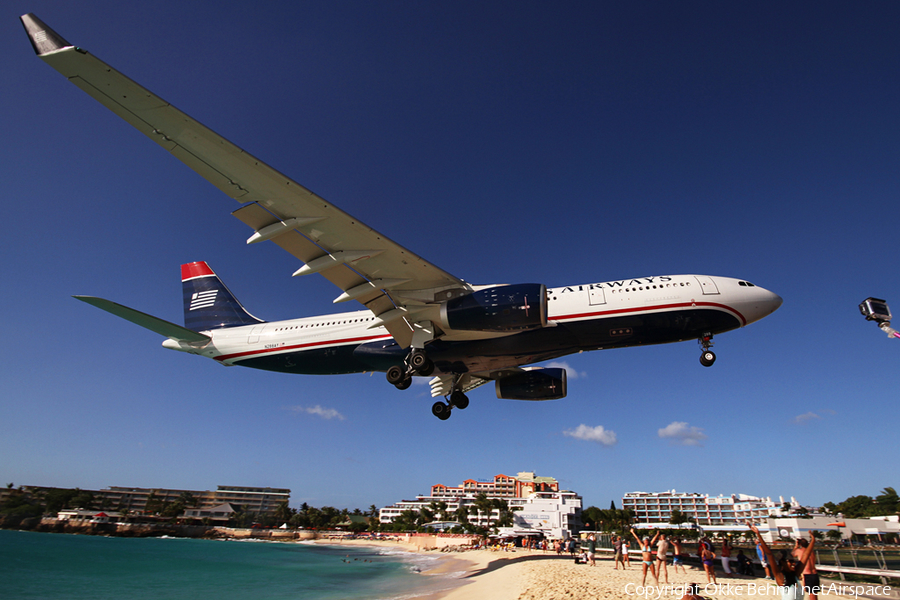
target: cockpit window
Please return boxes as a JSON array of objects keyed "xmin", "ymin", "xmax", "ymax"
[{"xmin": 738, "ymin": 281, "xmax": 756, "ymax": 287}]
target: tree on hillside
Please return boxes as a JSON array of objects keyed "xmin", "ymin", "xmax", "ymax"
[
  {"xmin": 835, "ymin": 495, "xmax": 876, "ymax": 518},
  {"xmin": 876, "ymin": 487, "xmax": 899, "ymax": 514}
]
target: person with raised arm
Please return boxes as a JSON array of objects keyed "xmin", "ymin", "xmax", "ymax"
[
  {"xmin": 630, "ymin": 528, "xmax": 660, "ymax": 586},
  {"xmin": 748, "ymin": 522, "xmax": 816, "ymax": 600}
]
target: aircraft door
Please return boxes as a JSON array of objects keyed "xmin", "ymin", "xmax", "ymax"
[
  {"xmin": 693, "ymin": 276, "xmax": 720, "ymax": 295},
  {"xmin": 588, "ymin": 285, "xmax": 607, "ymax": 306},
  {"xmin": 248, "ymin": 324, "xmax": 267, "ymax": 343}
]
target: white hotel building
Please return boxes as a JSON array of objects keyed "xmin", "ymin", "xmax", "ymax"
[
  {"xmin": 379, "ymin": 472, "xmax": 582, "ymax": 537},
  {"xmin": 624, "ymin": 490, "xmax": 900, "ymax": 542},
  {"xmin": 623, "ymin": 490, "xmax": 799, "ymax": 529}
]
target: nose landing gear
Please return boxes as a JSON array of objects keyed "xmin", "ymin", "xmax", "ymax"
[{"xmin": 698, "ymin": 333, "xmax": 716, "ymax": 367}]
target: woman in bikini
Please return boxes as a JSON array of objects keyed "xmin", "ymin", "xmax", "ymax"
[
  {"xmin": 701, "ymin": 543, "xmax": 717, "ymax": 584},
  {"xmin": 630, "ymin": 528, "xmax": 659, "ymax": 586}
]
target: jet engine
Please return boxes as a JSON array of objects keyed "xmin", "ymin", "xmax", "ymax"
[
  {"xmin": 438, "ymin": 283, "xmax": 547, "ymax": 332},
  {"xmin": 495, "ymin": 367, "xmax": 567, "ymax": 400}
]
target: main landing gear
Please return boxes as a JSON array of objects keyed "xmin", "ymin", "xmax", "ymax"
[
  {"xmin": 432, "ymin": 383, "xmax": 469, "ymax": 421},
  {"xmin": 385, "ymin": 348, "xmax": 435, "ymax": 390},
  {"xmin": 699, "ymin": 333, "xmax": 716, "ymax": 367}
]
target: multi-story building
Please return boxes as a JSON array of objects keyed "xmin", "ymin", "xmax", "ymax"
[
  {"xmin": 623, "ymin": 490, "xmax": 799, "ymax": 530},
  {"xmin": 429, "ymin": 472, "xmax": 559, "ymax": 501},
  {"xmin": 11, "ymin": 484, "xmax": 289, "ymax": 517},
  {"xmin": 379, "ymin": 471, "xmax": 579, "ymax": 536}
]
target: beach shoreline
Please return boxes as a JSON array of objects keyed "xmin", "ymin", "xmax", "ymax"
[{"xmin": 315, "ymin": 539, "xmax": 881, "ymax": 600}]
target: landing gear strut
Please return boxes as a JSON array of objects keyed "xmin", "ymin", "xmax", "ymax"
[
  {"xmin": 385, "ymin": 348, "xmax": 435, "ymax": 390},
  {"xmin": 430, "ymin": 376, "xmax": 469, "ymax": 420},
  {"xmin": 698, "ymin": 333, "xmax": 716, "ymax": 367}
]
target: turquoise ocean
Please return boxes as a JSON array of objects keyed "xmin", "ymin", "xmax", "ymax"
[{"xmin": 0, "ymin": 530, "xmax": 463, "ymax": 600}]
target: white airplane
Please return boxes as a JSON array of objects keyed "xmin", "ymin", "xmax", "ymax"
[{"xmin": 22, "ymin": 14, "xmax": 783, "ymax": 419}]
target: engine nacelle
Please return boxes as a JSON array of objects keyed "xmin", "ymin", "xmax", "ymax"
[
  {"xmin": 439, "ymin": 283, "xmax": 547, "ymax": 332},
  {"xmin": 495, "ymin": 367, "xmax": 567, "ymax": 401}
]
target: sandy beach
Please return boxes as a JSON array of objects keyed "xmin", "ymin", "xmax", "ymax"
[
  {"xmin": 315, "ymin": 538, "xmax": 886, "ymax": 599},
  {"xmin": 437, "ymin": 549, "xmax": 883, "ymax": 600}
]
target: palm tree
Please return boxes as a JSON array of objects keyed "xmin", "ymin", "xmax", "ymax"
[
  {"xmin": 492, "ymin": 499, "xmax": 514, "ymax": 528},
  {"xmin": 454, "ymin": 504, "xmax": 469, "ymax": 525},
  {"xmin": 876, "ymin": 487, "xmax": 899, "ymax": 514},
  {"xmin": 429, "ymin": 500, "xmax": 449, "ymax": 521},
  {"xmin": 473, "ymin": 493, "xmax": 493, "ymax": 528},
  {"xmin": 418, "ymin": 507, "xmax": 434, "ymax": 526},
  {"xmin": 274, "ymin": 501, "xmax": 293, "ymax": 524}
]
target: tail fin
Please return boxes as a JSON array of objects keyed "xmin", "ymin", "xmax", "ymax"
[{"xmin": 182, "ymin": 262, "xmax": 264, "ymax": 330}]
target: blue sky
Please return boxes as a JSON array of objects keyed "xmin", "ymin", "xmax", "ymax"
[{"xmin": 3, "ymin": 1, "xmax": 899, "ymax": 512}]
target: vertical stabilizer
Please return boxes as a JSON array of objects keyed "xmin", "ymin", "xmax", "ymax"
[{"xmin": 182, "ymin": 262, "xmax": 264, "ymax": 330}]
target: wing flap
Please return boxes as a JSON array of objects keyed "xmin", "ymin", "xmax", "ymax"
[{"xmin": 429, "ymin": 373, "xmax": 492, "ymax": 398}]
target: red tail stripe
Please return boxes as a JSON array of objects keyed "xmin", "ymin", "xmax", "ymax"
[{"xmin": 181, "ymin": 261, "xmax": 215, "ymax": 281}]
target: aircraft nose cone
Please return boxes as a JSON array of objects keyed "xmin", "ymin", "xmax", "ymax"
[{"xmin": 746, "ymin": 286, "xmax": 783, "ymax": 324}]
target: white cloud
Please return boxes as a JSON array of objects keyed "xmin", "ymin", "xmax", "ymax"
[
  {"xmin": 285, "ymin": 404, "xmax": 346, "ymax": 420},
  {"xmin": 794, "ymin": 411, "xmax": 823, "ymax": 424},
  {"xmin": 658, "ymin": 421, "xmax": 707, "ymax": 446},
  {"xmin": 546, "ymin": 361, "xmax": 587, "ymax": 379},
  {"xmin": 563, "ymin": 424, "xmax": 617, "ymax": 446}
]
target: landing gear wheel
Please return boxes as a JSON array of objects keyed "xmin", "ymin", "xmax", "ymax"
[
  {"xmin": 416, "ymin": 358, "xmax": 434, "ymax": 377},
  {"xmin": 432, "ymin": 401, "xmax": 452, "ymax": 420},
  {"xmin": 700, "ymin": 351, "xmax": 716, "ymax": 367},
  {"xmin": 450, "ymin": 390, "xmax": 469, "ymax": 410},
  {"xmin": 386, "ymin": 365, "xmax": 405, "ymax": 385},
  {"xmin": 394, "ymin": 377, "xmax": 412, "ymax": 390},
  {"xmin": 410, "ymin": 351, "xmax": 428, "ymax": 370}
]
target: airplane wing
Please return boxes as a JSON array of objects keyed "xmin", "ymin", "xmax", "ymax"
[{"xmin": 22, "ymin": 13, "xmax": 471, "ymax": 348}]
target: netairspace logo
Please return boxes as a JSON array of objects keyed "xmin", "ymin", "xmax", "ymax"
[{"xmin": 623, "ymin": 582, "xmax": 892, "ymax": 599}]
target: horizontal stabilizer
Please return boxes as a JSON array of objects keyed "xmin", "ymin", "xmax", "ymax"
[{"xmin": 74, "ymin": 296, "xmax": 211, "ymax": 345}]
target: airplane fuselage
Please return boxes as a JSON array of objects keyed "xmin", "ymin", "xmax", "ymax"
[{"xmin": 167, "ymin": 274, "xmax": 781, "ymax": 376}]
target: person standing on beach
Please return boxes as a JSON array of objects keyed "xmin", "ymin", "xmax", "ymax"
[
  {"xmin": 671, "ymin": 538, "xmax": 687, "ymax": 575},
  {"xmin": 623, "ymin": 538, "xmax": 631, "ymax": 567},
  {"xmin": 720, "ymin": 537, "xmax": 733, "ymax": 577},
  {"xmin": 656, "ymin": 532, "xmax": 670, "ymax": 583},
  {"xmin": 613, "ymin": 535, "xmax": 626, "ymax": 570},
  {"xmin": 700, "ymin": 543, "xmax": 717, "ymax": 584},
  {"xmin": 792, "ymin": 538, "xmax": 819, "ymax": 600},
  {"xmin": 585, "ymin": 534, "xmax": 597, "ymax": 566},
  {"xmin": 630, "ymin": 528, "xmax": 659, "ymax": 586}
]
